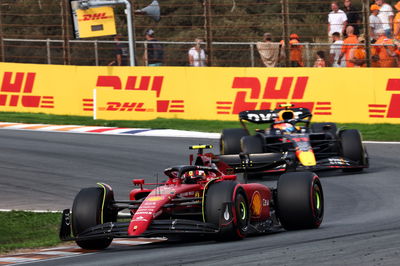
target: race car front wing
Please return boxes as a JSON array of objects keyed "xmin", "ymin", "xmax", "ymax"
[{"xmin": 60, "ymin": 207, "xmax": 224, "ymax": 242}]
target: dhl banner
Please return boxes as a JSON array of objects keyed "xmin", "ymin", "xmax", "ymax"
[
  {"xmin": 0, "ymin": 62, "xmax": 399, "ymax": 123},
  {"xmin": 75, "ymin": 6, "xmax": 116, "ymax": 38}
]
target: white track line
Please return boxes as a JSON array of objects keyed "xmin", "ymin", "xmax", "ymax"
[{"xmin": 363, "ymin": 141, "xmax": 400, "ymax": 144}]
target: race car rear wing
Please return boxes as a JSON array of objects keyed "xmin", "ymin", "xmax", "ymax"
[
  {"xmin": 215, "ymin": 152, "xmax": 286, "ymax": 173},
  {"xmin": 239, "ymin": 108, "xmax": 312, "ymax": 124}
]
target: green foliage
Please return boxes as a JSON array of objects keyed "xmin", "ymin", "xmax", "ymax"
[{"xmin": 0, "ymin": 211, "xmax": 62, "ymax": 254}]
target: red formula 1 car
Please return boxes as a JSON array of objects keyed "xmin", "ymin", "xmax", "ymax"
[{"xmin": 60, "ymin": 145, "xmax": 324, "ymax": 250}]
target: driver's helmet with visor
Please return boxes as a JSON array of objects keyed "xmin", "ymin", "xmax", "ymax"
[
  {"xmin": 183, "ymin": 170, "xmax": 206, "ymax": 183},
  {"xmin": 272, "ymin": 109, "xmax": 297, "ymax": 134}
]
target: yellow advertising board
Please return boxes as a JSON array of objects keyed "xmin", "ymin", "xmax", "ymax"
[
  {"xmin": 76, "ymin": 6, "xmax": 116, "ymax": 38},
  {"xmin": 0, "ymin": 62, "xmax": 399, "ymax": 124}
]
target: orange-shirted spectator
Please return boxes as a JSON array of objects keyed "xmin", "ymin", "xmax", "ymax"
[
  {"xmin": 279, "ymin": 34, "xmax": 303, "ymax": 67},
  {"xmin": 374, "ymin": 29, "xmax": 397, "ymax": 67},
  {"xmin": 289, "ymin": 34, "xmax": 304, "ymax": 67},
  {"xmin": 394, "ymin": 40, "xmax": 400, "ymax": 66},
  {"xmin": 280, "ymin": 33, "xmax": 304, "ymax": 67},
  {"xmin": 337, "ymin": 26, "xmax": 358, "ymax": 67},
  {"xmin": 349, "ymin": 35, "xmax": 367, "ymax": 67},
  {"xmin": 393, "ymin": 1, "xmax": 400, "ymax": 40}
]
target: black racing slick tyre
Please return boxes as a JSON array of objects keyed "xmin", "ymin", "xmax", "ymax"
[
  {"xmin": 340, "ymin": 129, "xmax": 368, "ymax": 172},
  {"xmin": 276, "ymin": 172, "xmax": 324, "ymax": 230},
  {"xmin": 220, "ymin": 128, "xmax": 248, "ymax": 155},
  {"xmin": 241, "ymin": 135, "xmax": 264, "ymax": 154},
  {"xmin": 204, "ymin": 181, "xmax": 249, "ymax": 240},
  {"xmin": 72, "ymin": 186, "xmax": 117, "ymax": 250}
]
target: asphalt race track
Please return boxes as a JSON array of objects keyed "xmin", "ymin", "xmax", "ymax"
[{"xmin": 1, "ymin": 129, "xmax": 400, "ymax": 265}]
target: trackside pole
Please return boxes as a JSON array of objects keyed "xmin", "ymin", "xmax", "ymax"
[{"xmin": 93, "ymin": 88, "xmax": 97, "ymax": 120}]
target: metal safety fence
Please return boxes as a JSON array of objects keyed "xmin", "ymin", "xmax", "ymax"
[
  {"xmin": 1, "ymin": 38, "xmax": 397, "ymax": 67},
  {"xmin": 0, "ymin": 0, "xmax": 399, "ymax": 67}
]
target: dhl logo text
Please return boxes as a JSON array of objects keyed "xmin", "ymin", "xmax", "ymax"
[
  {"xmin": 0, "ymin": 72, "xmax": 54, "ymax": 108},
  {"xmin": 368, "ymin": 79, "xmax": 400, "ymax": 118},
  {"xmin": 82, "ymin": 76, "xmax": 185, "ymax": 113},
  {"xmin": 100, "ymin": 102, "xmax": 148, "ymax": 112},
  {"xmin": 87, "ymin": 100, "xmax": 185, "ymax": 113},
  {"xmin": 79, "ymin": 13, "xmax": 113, "ymax": 21},
  {"xmin": 217, "ymin": 77, "xmax": 331, "ymax": 115},
  {"xmin": 96, "ymin": 75, "xmax": 164, "ymax": 97}
]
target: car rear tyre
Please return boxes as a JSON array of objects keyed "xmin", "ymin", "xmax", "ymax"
[
  {"xmin": 220, "ymin": 128, "xmax": 248, "ymax": 155},
  {"xmin": 276, "ymin": 172, "xmax": 324, "ymax": 230},
  {"xmin": 72, "ymin": 186, "xmax": 117, "ymax": 250},
  {"xmin": 241, "ymin": 135, "xmax": 264, "ymax": 153},
  {"xmin": 340, "ymin": 129, "xmax": 367, "ymax": 172},
  {"xmin": 204, "ymin": 181, "xmax": 249, "ymax": 240}
]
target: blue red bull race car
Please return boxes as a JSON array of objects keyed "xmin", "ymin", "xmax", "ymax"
[
  {"xmin": 60, "ymin": 145, "xmax": 324, "ymax": 249},
  {"xmin": 220, "ymin": 104, "xmax": 369, "ymax": 175}
]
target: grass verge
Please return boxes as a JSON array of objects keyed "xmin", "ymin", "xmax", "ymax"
[
  {"xmin": 0, "ymin": 111, "xmax": 399, "ymax": 141},
  {"xmin": 0, "ymin": 211, "xmax": 62, "ymax": 254}
]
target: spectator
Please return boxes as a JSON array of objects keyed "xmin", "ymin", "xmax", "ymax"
[
  {"xmin": 328, "ymin": 1, "xmax": 348, "ymax": 40},
  {"xmin": 374, "ymin": 29, "xmax": 397, "ymax": 67},
  {"xmin": 338, "ymin": 26, "xmax": 358, "ymax": 67},
  {"xmin": 288, "ymin": 33, "xmax": 304, "ymax": 67},
  {"xmin": 108, "ymin": 34, "xmax": 129, "ymax": 66},
  {"xmin": 188, "ymin": 38, "xmax": 207, "ymax": 67},
  {"xmin": 370, "ymin": 5, "xmax": 384, "ymax": 41},
  {"xmin": 330, "ymin": 32, "xmax": 346, "ymax": 67},
  {"xmin": 343, "ymin": 0, "xmax": 361, "ymax": 36},
  {"xmin": 393, "ymin": 1, "xmax": 400, "ymax": 40},
  {"xmin": 314, "ymin": 51, "xmax": 327, "ymax": 67},
  {"xmin": 143, "ymin": 29, "xmax": 164, "ymax": 66},
  {"xmin": 393, "ymin": 39, "xmax": 400, "ymax": 66},
  {"xmin": 375, "ymin": 0, "xmax": 394, "ymax": 38},
  {"xmin": 349, "ymin": 35, "xmax": 367, "ymax": 67},
  {"xmin": 256, "ymin": 32, "xmax": 284, "ymax": 67}
]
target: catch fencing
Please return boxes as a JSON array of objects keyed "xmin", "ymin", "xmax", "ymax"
[{"xmin": 0, "ymin": 0, "xmax": 396, "ymax": 67}]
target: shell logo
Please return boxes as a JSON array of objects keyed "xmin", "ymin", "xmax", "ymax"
[
  {"xmin": 146, "ymin": 196, "xmax": 163, "ymax": 201},
  {"xmin": 250, "ymin": 191, "xmax": 262, "ymax": 217}
]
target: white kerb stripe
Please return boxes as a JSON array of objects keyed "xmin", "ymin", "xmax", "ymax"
[
  {"xmin": 0, "ymin": 257, "xmax": 39, "ymax": 262},
  {"xmin": 113, "ymin": 240, "xmax": 154, "ymax": 245},
  {"xmin": 36, "ymin": 251, "xmax": 79, "ymax": 256}
]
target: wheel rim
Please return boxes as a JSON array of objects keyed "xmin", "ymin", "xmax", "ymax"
[
  {"xmin": 239, "ymin": 201, "xmax": 247, "ymax": 220},
  {"xmin": 236, "ymin": 193, "xmax": 248, "ymax": 232},
  {"xmin": 313, "ymin": 183, "xmax": 323, "ymax": 219},
  {"xmin": 220, "ymin": 139, "xmax": 225, "ymax": 155}
]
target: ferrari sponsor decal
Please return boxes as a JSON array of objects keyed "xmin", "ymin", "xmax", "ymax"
[
  {"xmin": 131, "ymin": 216, "xmax": 148, "ymax": 222},
  {"xmin": 223, "ymin": 205, "xmax": 230, "ymax": 221},
  {"xmin": 263, "ymin": 199, "xmax": 269, "ymax": 207},
  {"xmin": 250, "ymin": 191, "xmax": 262, "ymax": 217},
  {"xmin": 134, "ymin": 211, "xmax": 153, "ymax": 215},
  {"xmin": 152, "ymin": 186, "xmax": 176, "ymax": 195},
  {"xmin": 146, "ymin": 196, "xmax": 164, "ymax": 202}
]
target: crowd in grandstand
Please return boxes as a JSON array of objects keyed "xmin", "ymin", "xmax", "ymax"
[{"xmin": 257, "ymin": 0, "xmax": 400, "ymax": 67}]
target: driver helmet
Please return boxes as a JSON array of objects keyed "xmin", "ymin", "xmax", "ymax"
[
  {"xmin": 273, "ymin": 122, "xmax": 296, "ymax": 133},
  {"xmin": 276, "ymin": 109, "xmax": 295, "ymax": 121},
  {"xmin": 183, "ymin": 170, "xmax": 206, "ymax": 183}
]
